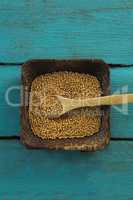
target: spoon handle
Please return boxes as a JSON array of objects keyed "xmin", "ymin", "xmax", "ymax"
[{"xmin": 78, "ymin": 94, "xmax": 133, "ymax": 107}]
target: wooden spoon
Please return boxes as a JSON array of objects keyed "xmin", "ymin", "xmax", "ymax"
[{"xmin": 49, "ymin": 94, "xmax": 133, "ymax": 119}]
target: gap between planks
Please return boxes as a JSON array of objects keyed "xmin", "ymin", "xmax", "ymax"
[
  {"xmin": 0, "ymin": 63, "xmax": 133, "ymax": 67},
  {"xmin": 0, "ymin": 136, "xmax": 133, "ymax": 142}
]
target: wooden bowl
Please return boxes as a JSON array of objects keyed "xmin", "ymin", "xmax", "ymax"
[{"xmin": 21, "ymin": 59, "xmax": 110, "ymax": 151}]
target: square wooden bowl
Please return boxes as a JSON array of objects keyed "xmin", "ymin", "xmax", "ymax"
[{"xmin": 21, "ymin": 59, "xmax": 110, "ymax": 151}]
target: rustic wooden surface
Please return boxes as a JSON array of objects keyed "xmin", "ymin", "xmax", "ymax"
[
  {"xmin": 0, "ymin": 0, "xmax": 133, "ymax": 64},
  {"xmin": 0, "ymin": 0, "xmax": 133, "ymax": 199},
  {"xmin": 0, "ymin": 140, "xmax": 133, "ymax": 199}
]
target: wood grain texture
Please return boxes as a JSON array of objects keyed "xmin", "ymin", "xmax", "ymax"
[
  {"xmin": 1, "ymin": 65, "xmax": 133, "ymax": 138},
  {"xmin": 111, "ymin": 67, "xmax": 133, "ymax": 138},
  {"xmin": 0, "ymin": 66, "xmax": 21, "ymax": 135},
  {"xmin": 0, "ymin": 0, "xmax": 133, "ymax": 63},
  {"xmin": 0, "ymin": 140, "xmax": 133, "ymax": 199}
]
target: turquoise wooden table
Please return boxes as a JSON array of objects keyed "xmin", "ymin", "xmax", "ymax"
[{"xmin": 0, "ymin": 0, "xmax": 133, "ymax": 199}]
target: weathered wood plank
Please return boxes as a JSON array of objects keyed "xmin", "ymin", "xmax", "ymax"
[
  {"xmin": 1, "ymin": 65, "xmax": 133, "ymax": 138},
  {"xmin": 0, "ymin": 66, "xmax": 21, "ymax": 135},
  {"xmin": 111, "ymin": 67, "xmax": 133, "ymax": 138},
  {"xmin": 0, "ymin": 140, "xmax": 133, "ymax": 199},
  {"xmin": 0, "ymin": 0, "xmax": 133, "ymax": 63}
]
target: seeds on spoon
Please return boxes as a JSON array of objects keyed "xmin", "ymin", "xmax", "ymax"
[{"xmin": 40, "ymin": 95, "xmax": 63, "ymax": 119}]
